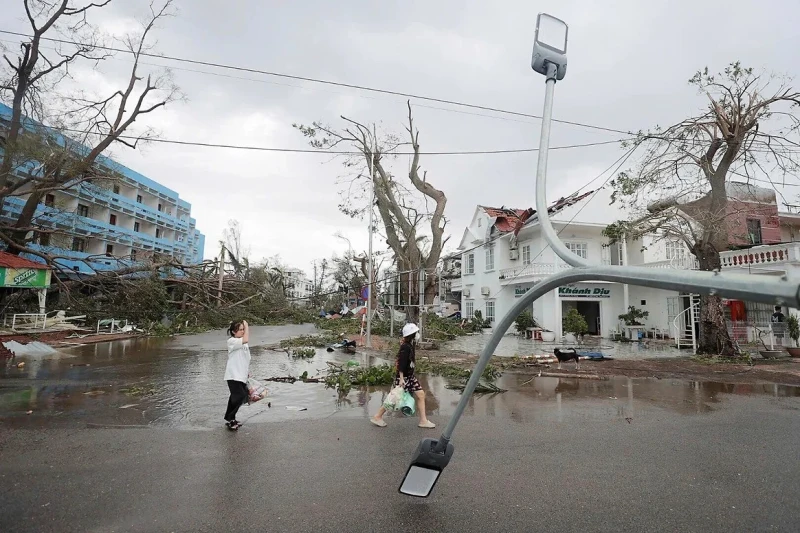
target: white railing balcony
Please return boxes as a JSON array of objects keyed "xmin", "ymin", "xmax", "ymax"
[
  {"xmin": 499, "ymin": 262, "xmax": 572, "ymax": 284},
  {"xmin": 720, "ymin": 243, "xmax": 800, "ymax": 270},
  {"xmin": 639, "ymin": 256, "xmax": 699, "ymax": 270}
]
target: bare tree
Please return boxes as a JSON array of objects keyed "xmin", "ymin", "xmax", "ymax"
[
  {"xmin": 605, "ymin": 62, "xmax": 800, "ymax": 355},
  {"xmin": 0, "ymin": 0, "xmax": 181, "ymax": 265},
  {"xmin": 222, "ymin": 219, "xmax": 251, "ymax": 279},
  {"xmin": 294, "ymin": 102, "xmax": 449, "ymax": 321},
  {"xmin": 331, "ymin": 252, "xmax": 365, "ymax": 297},
  {"xmin": 309, "ymin": 258, "xmax": 329, "ymax": 308}
]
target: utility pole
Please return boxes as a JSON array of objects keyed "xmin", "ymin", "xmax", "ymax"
[
  {"xmin": 366, "ymin": 126, "xmax": 376, "ymax": 348},
  {"xmin": 418, "ymin": 267, "xmax": 425, "ymax": 339},
  {"xmin": 217, "ymin": 243, "xmax": 225, "ymax": 307}
]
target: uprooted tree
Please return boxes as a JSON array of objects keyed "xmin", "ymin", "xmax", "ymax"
[
  {"xmin": 604, "ymin": 62, "xmax": 800, "ymax": 356},
  {"xmin": 0, "ymin": 0, "xmax": 180, "ymax": 272},
  {"xmin": 294, "ymin": 102, "xmax": 449, "ymax": 321}
]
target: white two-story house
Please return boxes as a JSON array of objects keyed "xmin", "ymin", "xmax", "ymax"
[{"xmin": 454, "ymin": 185, "xmax": 800, "ymax": 344}]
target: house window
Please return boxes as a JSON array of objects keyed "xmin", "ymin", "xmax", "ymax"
[
  {"xmin": 37, "ymin": 232, "xmax": 50, "ymax": 246},
  {"xmin": 136, "ymin": 194, "xmax": 143, "ymax": 204},
  {"xmin": 131, "ymin": 249, "xmax": 137, "ymax": 261},
  {"xmin": 109, "ymin": 214, "xmax": 117, "ymax": 226},
  {"xmin": 477, "ymin": 218, "xmax": 482, "ymax": 228},
  {"xmin": 134, "ymin": 222, "xmax": 140, "ymax": 232},
  {"xmin": 113, "ymin": 185, "xmax": 120, "ymax": 194},
  {"xmin": 565, "ymin": 242, "xmax": 588, "ymax": 259},
  {"xmin": 465, "ymin": 254, "xmax": 475, "ymax": 275},
  {"xmin": 746, "ymin": 218, "xmax": 763, "ymax": 245},
  {"xmin": 105, "ymin": 244, "xmax": 114, "ymax": 256},
  {"xmin": 485, "ymin": 300, "xmax": 496, "ymax": 323},
  {"xmin": 665, "ymin": 240, "xmax": 685, "ymax": 261},
  {"xmin": 155, "ymin": 228, "xmax": 161, "ymax": 239},
  {"xmin": 485, "ymin": 246, "xmax": 495, "ymax": 271},
  {"xmin": 44, "ymin": 194, "xmax": 55, "ymax": 207},
  {"xmin": 158, "ymin": 203, "xmax": 163, "ymax": 212},
  {"xmin": 77, "ymin": 204, "xmax": 89, "ymax": 217},
  {"xmin": 465, "ymin": 300, "xmax": 475, "ymax": 319},
  {"xmin": 71, "ymin": 238, "xmax": 86, "ymax": 252},
  {"xmin": 522, "ymin": 244, "xmax": 531, "ymax": 265}
]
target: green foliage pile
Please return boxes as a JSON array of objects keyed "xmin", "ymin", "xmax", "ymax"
[
  {"xmin": 324, "ymin": 363, "xmax": 395, "ymax": 395},
  {"xmin": 291, "ymin": 347, "xmax": 316, "ymax": 358}
]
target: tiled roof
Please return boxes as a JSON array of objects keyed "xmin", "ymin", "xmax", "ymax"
[
  {"xmin": 479, "ymin": 206, "xmax": 529, "ymax": 233},
  {"xmin": 0, "ymin": 251, "xmax": 50, "ymax": 270}
]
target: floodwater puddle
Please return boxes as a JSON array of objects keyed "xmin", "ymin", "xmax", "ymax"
[
  {"xmin": 444, "ymin": 333, "xmax": 685, "ymax": 359},
  {"xmin": 2, "ymin": 325, "xmax": 799, "ymax": 429}
]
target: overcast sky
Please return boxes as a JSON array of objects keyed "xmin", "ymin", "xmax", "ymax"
[{"xmin": 3, "ymin": 0, "xmax": 799, "ymax": 275}]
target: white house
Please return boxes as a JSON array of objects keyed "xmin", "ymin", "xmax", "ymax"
[
  {"xmin": 283, "ymin": 268, "xmax": 312, "ymax": 301},
  {"xmin": 454, "ymin": 187, "xmax": 800, "ymax": 345}
]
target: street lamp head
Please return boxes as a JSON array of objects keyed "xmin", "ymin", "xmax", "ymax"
[
  {"xmin": 399, "ymin": 437, "xmax": 454, "ymax": 497},
  {"xmin": 531, "ymin": 13, "xmax": 568, "ymax": 81}
]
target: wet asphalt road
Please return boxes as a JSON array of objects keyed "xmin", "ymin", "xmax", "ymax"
[
  {"xmin": 2, "ymin": 393, "xmax": 799, "ymax": 532},
  {"xmin": 1, "ymin": 325, "xmax": 800, "ymax": 531}
]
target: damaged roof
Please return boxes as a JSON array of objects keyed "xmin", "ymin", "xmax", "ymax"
[{"xmin": 480, "ymin": 190, "xmax": 595, "ymax": 236}]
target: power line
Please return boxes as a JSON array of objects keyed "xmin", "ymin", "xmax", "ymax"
[
  {"xmin": 35, "ymin": 125, "xmax": 628, "ymax": 155},
  {"xmin": 7, "ymin": 32, "xmax": 800, "ymax": 160},
  {"xmin": 6, "ymin": 34, "xmax": 800, "ymax": 157},
  {"xmin": 0, "ymin": 29, "xmax": 633, "ymax": 136}
]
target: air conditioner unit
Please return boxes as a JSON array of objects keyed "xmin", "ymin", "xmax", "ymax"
[
  {"xmin": 509, "ymin": 249, "xmax": 519, "ymax": 260},
  {"xmin": 463, "ymin": 289, "xmax": 471, "ymax": 297},
  {"xmin": 481, "ymin": 286, "xmax": 491, "ymax": 296}
]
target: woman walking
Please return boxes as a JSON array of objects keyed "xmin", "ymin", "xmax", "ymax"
[
  {"xmin": 370, "ymin": 323, "xmax": 435, "ymax": 429},
  {"xmin": 224, "ymin": 319, "xmax": 250, "ymax": 431}
]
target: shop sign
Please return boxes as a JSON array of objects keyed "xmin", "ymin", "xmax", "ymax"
[
  {"xmin": 514, "ymin": 286, "xmax": 530, "ymax": 298},
  {"xmin": 558, "ymin": 285, "xmax": 611, "ymax": 298},
  {"xmin": 0, "ymin": 267, "xmax": 51, "ymax": 288}
]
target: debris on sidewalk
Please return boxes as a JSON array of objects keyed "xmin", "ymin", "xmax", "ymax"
[{"xmin": 3, "ymin": 340, "xmax": 57, "ymax": 357}]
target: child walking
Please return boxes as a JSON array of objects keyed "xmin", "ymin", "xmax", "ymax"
[
  {"xmin": 224, "ymin": 319, "xmax": 250, "ymax": 431},
  {"xmin": 370, "ymin": 323, "xmax": 435, "ymax": 429}
]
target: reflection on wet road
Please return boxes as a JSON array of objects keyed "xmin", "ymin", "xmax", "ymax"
[
  {"xmin": 445, "ymin": 332, "xmax": 687, "ymax": 358},
  {"xmin": 2, "ymin": 325, "xmax": 799, "ymax": 429}
]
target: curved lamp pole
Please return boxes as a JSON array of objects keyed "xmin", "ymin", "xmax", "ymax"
[{"xmin": 398, "ymin": 12, "xmax": 800, "ymax": 498}]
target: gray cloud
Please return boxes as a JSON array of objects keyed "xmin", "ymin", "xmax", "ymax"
[{"xmin": 3, "ymin": 0, "xmax": 799, "ymax": 270}]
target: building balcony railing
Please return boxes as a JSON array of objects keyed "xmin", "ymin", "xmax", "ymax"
[
  {"xmin": 79, "ymin": 183, "xmax": 190, "ymax": 232},
  {"xmin": 499, "ymin": 262, "xmax": 572, "ymax": 284},
  {"xmin": 450, "ymin": 278, "xmax": 463, "ymax": 291},
  {"xmin": 639, "ymin": 256, "xmax": 699, "ymax": 270},
  {"xmin": 720, "ymin": 243, "xmax": 800, "ymax": 270},
  {"xmin": 1, "ymin": 197, "xmax": 179, "ymax": 253}
]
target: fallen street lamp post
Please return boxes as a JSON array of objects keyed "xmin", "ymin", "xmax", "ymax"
[
  {"xmin": 399, "ymin": 265, "xmax": 800, "ymax": 497},
  {"xmin": 399, "ymin": 10, "xmax": 573, "ymax": 498},
  {"xmin": 399, "ymin": 11, "xmax": 800, "ymax": 498}
]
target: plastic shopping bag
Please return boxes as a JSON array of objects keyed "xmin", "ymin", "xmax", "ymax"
[
  {"xmin": 399, "ymin": 391, "xmax": 416, "ymax": 416},
  {"xmin": 247, "ymin": 378, "xmax": 268, "ymax": 403},
  {"xmin": 383, "ymin": 385, "xmax": 404, "ymax": 411}
]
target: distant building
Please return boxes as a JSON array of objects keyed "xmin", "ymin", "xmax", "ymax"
[{"xmin": 283, "ymin": 268, "xmax": 312, "ymax": 301}]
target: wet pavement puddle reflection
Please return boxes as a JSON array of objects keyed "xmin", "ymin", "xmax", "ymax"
[{"xmin": 2, "ymin": 326, "xmax": 799, "ymax": 429}]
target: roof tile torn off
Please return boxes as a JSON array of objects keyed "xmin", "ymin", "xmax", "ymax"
[{"xmin": 480, "ymin": 190, "xmax": 595, "ymax": 235}]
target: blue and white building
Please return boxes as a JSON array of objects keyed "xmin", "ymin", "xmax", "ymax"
[{"xmin": 0, "ymin": 103, "xmax": 205, "ymax": 275}]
